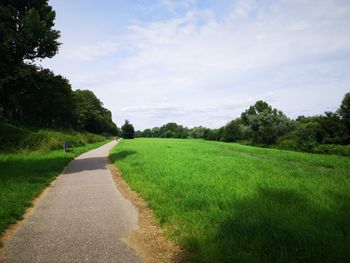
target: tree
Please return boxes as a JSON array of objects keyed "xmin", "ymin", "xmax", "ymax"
[
  {"xmin": 203, "ymin": 128, "xmax": 220, "ymax": 141},
  {"xmin": 73, "ymin": 89, "xmax": 117, "ymax": 134},
  {"xmin": 141, "ymin": 128, "xmax": 152, "ymax": 137},
  {"xmin": 338, "ymin": 92, "xmax": 350, "ymax": 143},
  {"xmin": 317, "ymin": 112, "xmax": 347, "ymax": 144},
  {"xmin": 160, "ymin": 122, "xmax": 177, "ymax": 138},
  {"xmin": 277, "ymin": 121, "xmax": 322, "ymax": 152},
  {"xmin": 339, "ymin": 92, "xmax": 350, "ymax": 121},
  {"xmin": 0, "ymin": 0, "xmax": 60, "ymax": 70},
  {"xmin": 151, "ymin": 127, "xmax": 161, "ymax": 137},
  {"xmin": 157, "ymin": 122, "xmax": 189, "ymax": 138},
  {"xmin": 121, "ymin": 120, "xmax": 135, "ymax": 139},
  {"xmin": 0, "ymin": 1, "xmax": 119, "ymax": 137},
  {"xmin": 221, "ymin": 119, "xmax": 242, "ymax": 142},
  {"xmin": 241, "ymin": 101, "xmax": 293, "ymax": 145},
  {"xmin": 0, "ymin": 65, "xmax": 76, "ymax": 127},
  {"xmin": 189, "ymin": 126, "xmax": 206, "ymax": 138},
  {"xmin": 1, "ymin": 0, "xmax": 60, "ymax": 120}
]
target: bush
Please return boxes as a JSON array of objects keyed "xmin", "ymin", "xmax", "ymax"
[
  {"xmin": 203, "ymin": 129, "xmax": 220, "ymax": 141},
  {"xmin": 276, "ymin": 122, "xmax": 321, "ymax": 152},
  {"xmin": 313, "ymin": 144, "xmax": 350, "ymax": 156},
  {"xmin": 0, "ymin": 122, "xmax": 29, "ymax": 150}
]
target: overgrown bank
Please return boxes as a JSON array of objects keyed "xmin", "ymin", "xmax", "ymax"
[{"xmin": 0, "ymin": 122, "xmax": 107, "ymax": 152}]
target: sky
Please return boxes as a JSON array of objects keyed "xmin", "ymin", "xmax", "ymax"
[{"xmin": 40, "ymin": 0, "xmax": 350, "ymax": 130}]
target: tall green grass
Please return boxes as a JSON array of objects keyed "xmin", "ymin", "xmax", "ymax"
[
  {"xmin": 110, "ymin": 138, "xmax": 350, "ymax": 263},
  {"xmin": 0, "ymin": 122, "xmax": 106, "ymax": 152}
]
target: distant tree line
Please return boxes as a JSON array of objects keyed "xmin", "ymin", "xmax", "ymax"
[
  {"xmin": 0, "ymin": 0, "xmax": 117, "ymax": 135},
  {"xmin": 136, "ymin": 122, "xmax": 189, "ymax": 139},
  {"xmin": 136, "ymin": 92, "xmax": 350, "ymax": 155}
]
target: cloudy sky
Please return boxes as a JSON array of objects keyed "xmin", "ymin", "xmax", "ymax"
[{"xmin": 41, "ymin": 0, "xmax": 350, "ymax": 130}]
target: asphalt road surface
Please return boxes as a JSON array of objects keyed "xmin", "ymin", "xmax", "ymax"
[{"xmin": 1, "ymin": 140, "xmax": 143, "ymax": 263}]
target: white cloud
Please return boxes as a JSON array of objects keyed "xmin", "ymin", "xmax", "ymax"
[
  {"xmin": 41, "ymin": 0, "xmax": 350, "ymax": 129},
  {"xmin": 61, "ymin": 40, "xmax": 119, "ymax": 61}
]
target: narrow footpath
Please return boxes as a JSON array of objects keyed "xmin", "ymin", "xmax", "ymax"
[{"xmin": 1, "ymin": 140, "xmax": 142, "ymax": 263}]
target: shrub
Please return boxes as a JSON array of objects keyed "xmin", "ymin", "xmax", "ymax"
[
  {"xmin": 0, "ymin": 122, "xmax": 29, "ymax": 150},
  {"xmin": 276, "ymin": 122, "xmax": 320, "ymax": 152},
  {"xmin": 313, "ymin": 144, "xmax": 350, "ymax": 156}
]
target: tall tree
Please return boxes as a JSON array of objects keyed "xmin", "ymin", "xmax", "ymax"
[
  {"xmin": 221, "ymin": 119, "xmax": 242, "ymax": 142},
  {"xmin": 337, "ymin": 92, "xmax": 350, "ymax": 144},
  {"xmin": 241, "ymin": 101, "xmax": 293, "ymax": 145},
  {"xmin": 121, "ymin": 120, "xmax": 135, "ymax": 139},
  {"xmin": 0, "ymin": 0, "xmax": 60, "ymax": 71},
  {"xmin": 0, "ymin": 0, "xmax": 61, "ymax": 119},
  {"xmin": 73, "ymin": 89, "xmax": 117, "ymax": 134}
]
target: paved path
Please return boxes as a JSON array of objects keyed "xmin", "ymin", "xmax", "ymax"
[{"xmin": 1, "ymin": 140, "xmax": 142, "ymax": 263}]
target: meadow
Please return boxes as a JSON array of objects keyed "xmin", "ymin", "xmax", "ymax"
[
  {"xmin": 110, "ymin": 138, "xmax": 350, "ymax": 263},
  {"xmin": 0, "ymin": 140, "xmax": 109, "ymax": 237}
]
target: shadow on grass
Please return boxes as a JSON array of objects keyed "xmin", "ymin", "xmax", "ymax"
[
  {"xmin": 110, "ymin": 150, "xmax": 137, "ymax": 162},
  {"xmin": 189, "ymin": 188, "xmax": 350, "ymax": 263},
  {"xmin": 0, "ymin": 155, "xmax": 73, "ymax": 182}
]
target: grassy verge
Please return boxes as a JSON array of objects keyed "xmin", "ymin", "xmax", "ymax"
[
  {"xmin": 0, "ymin": 140, "xmax": 109, "ymax": 236},
  {"xmin": 110, "ymin": 138, "xmax": 350, "ymax": 263},
  {"xmin": 0, "ymin": 121, "xmax": 107, "ymax": 152}
]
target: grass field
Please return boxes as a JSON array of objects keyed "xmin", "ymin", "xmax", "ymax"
[
  {"xmin": 0, "ymin": 140, "xmax": 109, "ymax": 236},
  {"xmin": 110, "ymin": 138, "xmax": 350, "ymax": 263}
]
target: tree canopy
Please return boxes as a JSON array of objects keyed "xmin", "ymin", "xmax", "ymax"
[
  {"xmin": 240, "ymin": 101, "xmax": 293, "ymax": 145},
  {"xmin": 73, "ymin": 89, "xmax": 117, "ymax": 134},
  {"xmin": 121, "ymin": 120, "xmax": 135, "ymax": 139},
  {"xmin": 0, "ymin": 0, "xmax": 60, "ymax": 74},
  {"xmin": 0, "ymin": 0, "xmax": 117, "ymax": 135}
]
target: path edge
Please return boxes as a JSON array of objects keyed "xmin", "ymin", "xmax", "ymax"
[
  {"xmin": 0, "ymin": 141, "xmax": 109, "ymax": 260},
  {"xmin": 0, "ymin": 164, "xmax": 66, "ymax": 261},
  {"xmin": 108, "ymin": 151, "xmax": 191, "ymax": 263}
]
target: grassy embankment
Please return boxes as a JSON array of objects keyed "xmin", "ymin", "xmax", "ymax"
[
  {"xmin": 0, "ymin": 122, "xmax": 108, "ymax": 152},
  {"xmin": 0, "ymin": 122, "xmax": 111, "ymax": 237},
  {"xmin": 110, "ymin": 138, "xmax": 350, "ymax": 263}
]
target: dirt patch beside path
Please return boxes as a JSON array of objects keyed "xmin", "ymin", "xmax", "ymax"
[{"xmin": 108, "ymin": 161, "xmax": 191, "ymax": 263}]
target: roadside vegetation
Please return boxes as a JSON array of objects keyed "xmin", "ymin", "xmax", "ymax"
[
  {"xmin": 0, "ymin": 121, "xmax": 111, "ymax": 237},
  {"xmin": 110, "ymin": 138, "xmax": 350, "ymax": 263},
  {"xmin": 0, "ymin": 122, "xmax": 107, "ymax": 152},
  {"xmin": 0, "ymin": 140, "xmax": 109, "ymax": 236}
]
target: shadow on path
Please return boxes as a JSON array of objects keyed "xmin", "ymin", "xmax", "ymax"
[{"xmin": 63, "ymin": 157, "xmax": 108, "ymax": 174}]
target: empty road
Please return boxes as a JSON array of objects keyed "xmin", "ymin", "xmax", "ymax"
[{"xmin": 1, "ymin": 140, "xmax": 142, "ymax": 263}]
